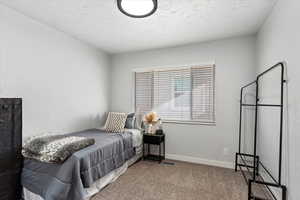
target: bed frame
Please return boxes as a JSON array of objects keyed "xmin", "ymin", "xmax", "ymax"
[{"xmin": 234, "ymin": 62, "xmax": 287, "ymax": 200}]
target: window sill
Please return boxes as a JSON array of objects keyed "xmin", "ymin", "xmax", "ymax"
[{"xmin": 163, "ymin": 120, "xmax": 216, "ymax": 126}]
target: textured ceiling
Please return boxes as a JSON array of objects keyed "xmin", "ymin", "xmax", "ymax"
[{"xmin": 0, "ymin": 0, "xmax": 276, "ymax": 53}]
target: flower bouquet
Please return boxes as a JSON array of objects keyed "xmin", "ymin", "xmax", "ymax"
[{"xmin": 143, "ymin": 112, "xmax": 159, "ymax": 134}]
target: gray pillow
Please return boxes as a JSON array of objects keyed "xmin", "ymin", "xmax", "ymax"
[{"xmin": 125, "ymin": 113, "xmax": 136, "ymax": 129}]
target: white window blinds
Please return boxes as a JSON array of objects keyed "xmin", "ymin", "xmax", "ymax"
[
  {"xmin": 135, "ymin": 65, "xmax": 215, "ymax": 125},
  {"xmin": 135, "ymin": 72, "xmax": 153, "ymax": 115}
]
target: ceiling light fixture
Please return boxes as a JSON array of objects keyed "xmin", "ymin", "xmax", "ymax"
[{"xmin": 117, "ymin": 0, "xmax": 158, "ymax": 18}]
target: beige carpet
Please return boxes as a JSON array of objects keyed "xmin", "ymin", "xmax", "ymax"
[{"xmin": 91, "ymin": 160, "xmax": 252, "ymax": 200}]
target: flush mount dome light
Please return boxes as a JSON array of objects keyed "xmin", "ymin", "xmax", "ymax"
[{"xmin": 117, "ymin": 0, "xmax": 158, "ymax": 18}]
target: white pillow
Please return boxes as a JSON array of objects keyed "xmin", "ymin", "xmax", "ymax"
[{"xmin": 105, "ymin": 112, "xmax": 127, "ymax": 133}]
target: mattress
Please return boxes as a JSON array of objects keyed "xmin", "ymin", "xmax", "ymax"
[
  {"xmin": 23, "ymin": 128, "xmax": 142, "ymax": 200},
  {"xmin": 23, "ymin": 152, "xmax": 142, "ymax": 200}
]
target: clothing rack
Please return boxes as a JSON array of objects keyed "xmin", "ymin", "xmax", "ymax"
[{"xmin": 235, "ymin": 62, "xmax": 287, "ymax": 200}]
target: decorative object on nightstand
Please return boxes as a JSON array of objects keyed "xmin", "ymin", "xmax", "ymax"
[
  {"xmin": 155, "ymin": 129, "xmax": 164, "ymax": 135},
  {"xmin": 143, "ymin": 112, "xmax": 159, "ymax": 134},
  {"xmin": 143, "ymin": 133, "xmax": 165, "ymax": 163},
  {"xmin": 155, "ymin": 118, "xmax": 164, "ymax": 135}
]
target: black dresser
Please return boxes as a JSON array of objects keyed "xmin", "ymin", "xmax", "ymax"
[{"xmin": 0, "ymin": 98, "xmax": 22, "ymax": 200}]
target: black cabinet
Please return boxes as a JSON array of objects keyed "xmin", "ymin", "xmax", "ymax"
[
  {"xmin": 0, "ymin": 98, "xmax": 22, "ymax": 200},
  {"xmin": 143, "ymin": 134, "xmax": 165, "ymax": 163}
]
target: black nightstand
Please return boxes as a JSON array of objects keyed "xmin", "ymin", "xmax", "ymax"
[{"xmin": 143, "ymin": 134, "xmax": 165, "ymax": 163}]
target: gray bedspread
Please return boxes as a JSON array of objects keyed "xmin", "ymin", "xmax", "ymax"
[{"xmin": 21, "ymin": 129, "xmax": 135, "ymax": 200}]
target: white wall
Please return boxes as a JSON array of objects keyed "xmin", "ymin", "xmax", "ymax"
[
  {"xmin": 0, "ymin": 5, "xmax": 111, "ymax": 138},
  {"xmin": 257, "ymin": 0, "xmax": 300, "ymax": 199},
  {"xmin": 111, "ymin": 36, "xmax": 256, "ymax": 167}
]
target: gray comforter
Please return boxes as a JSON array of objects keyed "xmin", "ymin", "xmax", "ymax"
[{"xmin": 21, "ymin": 129, "xmax": 135, "ymax": 200}]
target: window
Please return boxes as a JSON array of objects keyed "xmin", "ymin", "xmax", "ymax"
[{"xmin": 135, "ymin": 65, "xmax": 215, "ymax": 125}]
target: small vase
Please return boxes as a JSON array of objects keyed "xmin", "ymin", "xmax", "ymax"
[{"xmin": 147, "ymin": 124, "xmax": 153, "ymax": 134}]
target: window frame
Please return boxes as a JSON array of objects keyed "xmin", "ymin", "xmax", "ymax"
[{"xmin": 133, "ymin": 64, "xmax": 216, "ymax": 126}]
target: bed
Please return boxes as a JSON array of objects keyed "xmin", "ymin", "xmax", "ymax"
[{"xmin": 22, "ymin": 128, "xmax": 143, "ymax": 200}]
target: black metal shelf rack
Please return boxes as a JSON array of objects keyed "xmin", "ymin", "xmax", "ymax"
[{"xmin": 235, "ymin": 62, "xmax": 287, "ymax": 200}]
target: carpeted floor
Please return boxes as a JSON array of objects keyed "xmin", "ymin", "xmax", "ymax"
[{"xmin": 91, "ymin": 160, "xmax": 251, "ymax": 200}]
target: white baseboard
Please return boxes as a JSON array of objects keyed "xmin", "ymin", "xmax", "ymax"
[{"xmin": 165, "ymin": 153, "xmax": 234, "ymax": 169}]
